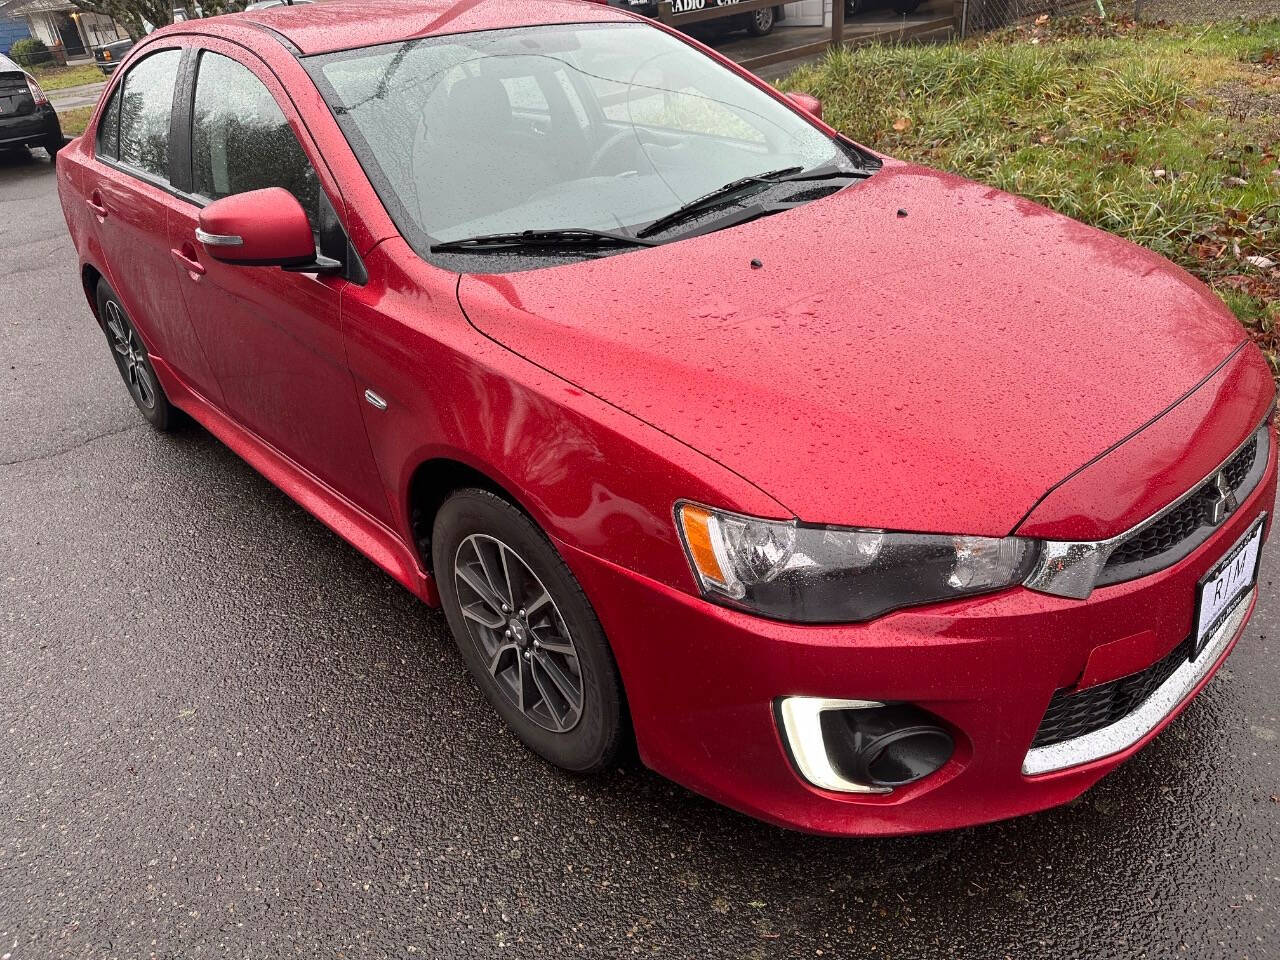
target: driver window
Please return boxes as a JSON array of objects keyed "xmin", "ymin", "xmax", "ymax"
[{"xmin": 191, "ymin": 51, "xmax": 321, "ymax": 228}]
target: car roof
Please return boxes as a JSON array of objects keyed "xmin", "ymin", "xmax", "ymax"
[{"xmin": 234, "ymin": 0, "xmax": 633, "ymax": 56}]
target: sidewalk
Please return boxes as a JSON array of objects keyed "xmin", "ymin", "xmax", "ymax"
[{"xmin": 49, "ymin": 80, "xmax": 107, "ymax": 111}]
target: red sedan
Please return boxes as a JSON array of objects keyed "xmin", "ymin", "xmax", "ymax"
[{"xmin": 55, "ymin": 0, "xmax": 1276, "ymax": 835}]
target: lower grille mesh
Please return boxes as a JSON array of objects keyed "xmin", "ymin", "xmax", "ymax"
[{"xmin": 1030, "ymin": 636, "xmax": 1193, "ymax": 749}]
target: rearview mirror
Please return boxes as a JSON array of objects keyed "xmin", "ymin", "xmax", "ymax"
[
  {"xmin": 785, "ymin": 92, "xmax": 823, "ymax": 121},
  {"xmin": 196, "ymin": 187, "xmax": 320, "ymax": 269}
]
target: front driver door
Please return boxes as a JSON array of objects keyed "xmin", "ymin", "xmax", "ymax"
[{"xmin": 165, "ymin": 42, "xmax": 392, "ymax": 525}]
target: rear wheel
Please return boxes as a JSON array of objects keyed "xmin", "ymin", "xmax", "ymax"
[
  {"xmin": 746, "ymin": 6, "xmax": 776, "ymax": 35},
  {"xmin": 95, "ymin": 280, "xmax": 180, "ymax": 432},
  {"xmin": 845, "ymin": 0, "xmax": 863, "ymax": 15},
  {"xmin": 43, "ymin": 133, "xmax": 63, "ymax": 159},
  {"xmin": 433, "ymin": 488, "xmax": 624, "ymax": 773},
  {"xmin": 892, "ymin": 0, "xmax": 922, "ymax": 12}
]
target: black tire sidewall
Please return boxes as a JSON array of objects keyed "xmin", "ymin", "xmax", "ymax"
[
  {"xmin": 95, "ymin": 280, "xmax": 176, "ymax": 432},
  {"xmin": 433, "ymin": 489, "xmax": 623, "ymax": 773},
  {"xmin": 748, "ymin": 8, "xmax": 774, "ymax": 34}
]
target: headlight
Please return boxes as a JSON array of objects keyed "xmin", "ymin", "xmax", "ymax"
[{"xmin": 675, "ymin": 502, "xmax": 1040, "ymax": 623}]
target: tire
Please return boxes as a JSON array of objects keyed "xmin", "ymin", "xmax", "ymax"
[
  {"xmin": 433, "ymin": 488, "xmax": 624, "ymax": 773},
  {"xmin": 845, "ymin": 0, "xmax": 863, "ymax": 14},
  {"xmin": 43, "ymin": 133, "xmax": 63, "ymax": 159},
  {"xmin": 892, "ymin": 0, "xmax": 922, "ymax": 12},
  {"xmin": 746, "ymin": 6, "xmax": 775, "ymax": 35},
  {"xmin": 95, "ymin": 279, "xmax": 180, "ymax": 432}
]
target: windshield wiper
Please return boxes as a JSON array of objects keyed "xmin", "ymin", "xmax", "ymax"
[
  {"xmin": 636, "ymin": 167, "xmax": 802, "ymax": 239},
  {"xmin": 430, "ymin": 228, "xmax": 656, "ymax": 254},
  {"xmin": 636, "ymin": 164, "xmax": 869, "ymax": 240},
  {"xmin": 768, "ymin": 162, "xmax": 872, "ymax": 184}
]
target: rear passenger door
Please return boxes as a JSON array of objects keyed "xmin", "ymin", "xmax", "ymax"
[{"xmin": 164, "ymin": 41, "xmax": 392, "ymax": 525}]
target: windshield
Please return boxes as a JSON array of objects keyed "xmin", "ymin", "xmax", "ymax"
[{"xmin": 306, "ymin": 22, "xmax": 865, "ymax": 254}]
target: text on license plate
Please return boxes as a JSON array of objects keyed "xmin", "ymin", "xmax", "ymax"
[{"xmin": 1194, "ymin": 517, "xmax": 1264, "ymax": 658}]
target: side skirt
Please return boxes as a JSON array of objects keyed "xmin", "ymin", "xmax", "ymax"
[{"xmin": 150, "ymin": 355, "xmax": 440, "ymax": 606}]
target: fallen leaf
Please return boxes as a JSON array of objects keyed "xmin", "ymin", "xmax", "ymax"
[
  {"xmin": 892, "ymin": 117, "xmax": 911, "ymax": 132},
  {"xmin": 1219, "ymin": 275, "xmax": 1261, "ymax": 293},
  {"xmin": 1035, "ymin": 14, "xmax": 1049, "ymax": 25},
  {"xmin": 1246, "ymin": 255, "xmax": 1278, "ymax": 270},
  {"xmin": 1224, "ymin": 176, "xmax": 1249, "ymax": 187},
  {"xmin": 1192, "ymin": 242, "xmax": 1226, "ymax": 260}
]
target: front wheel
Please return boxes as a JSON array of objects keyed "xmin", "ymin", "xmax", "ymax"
[
  {"xmin": 433, "ymin": 488, "xmax": 624, "ymax": 773},
  {"xmin": 746, "ymin": 6, "xmax": 775, "ymax": 35}
]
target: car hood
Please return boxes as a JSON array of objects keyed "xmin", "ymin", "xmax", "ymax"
[{"xmin": 456, "ymin": 162, "xmax": 1246, "ymax": 537}]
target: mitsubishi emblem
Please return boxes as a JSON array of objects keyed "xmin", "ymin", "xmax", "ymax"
[{"xmin": 1205, "ymin": 471, "xmax": 1238, "ymax": 526}]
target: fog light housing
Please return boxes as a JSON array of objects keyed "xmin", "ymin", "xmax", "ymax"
[{"xmin": 777, "ymin": 698, "xmax": 954, "ymax": 793}]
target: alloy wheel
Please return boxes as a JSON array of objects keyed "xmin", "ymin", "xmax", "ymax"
[
  {"xmin": 104, "ymin": 299, "xmax": 156, "ymax": 410},
  {"xmin": 453, "ymin": 533, "xmax": 585, "ymax": 733},
  {"xmin": 754, "ymin": 8, "xmax": 774, "ymax": 30}
]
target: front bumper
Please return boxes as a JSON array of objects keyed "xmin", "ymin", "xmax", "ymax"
[
  {"xmin": 0, "ymin": 104, "xmax": 60, "ymax": 149},
  {"xmin": 560, "ymin": 435, "xmax": 1277, "ymax": 836}
]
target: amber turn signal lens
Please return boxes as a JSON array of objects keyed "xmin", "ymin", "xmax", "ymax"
[{"xmin": 677, "ymin": 504, "xmax": 727, "ymax": 587}]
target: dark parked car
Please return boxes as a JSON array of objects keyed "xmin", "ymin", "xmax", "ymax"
[
  {"xmin": 607, "ymin": 0, "xmax": 783, "ymax": 37},
  {"xmin": 94, "ymin": 37, "xmax": 135, "ymax": 75},
  {"xmin": 0, "ymin": 52, "xmax": 62, "ymax": 156}
]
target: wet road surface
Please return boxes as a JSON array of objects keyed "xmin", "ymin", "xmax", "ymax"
[{"xmin": 2, "ymin": 149, "xmax": 1278, "ymax": 959}]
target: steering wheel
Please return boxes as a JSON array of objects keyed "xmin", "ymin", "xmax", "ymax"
[{"xmin": 588, "ymin": 129, "xmax": 643, "ymax": 175}]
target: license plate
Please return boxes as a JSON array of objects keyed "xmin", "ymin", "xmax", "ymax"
[{"xmin": 1193, "ymin": 516, "xmax": 1265, "ymax": 659}]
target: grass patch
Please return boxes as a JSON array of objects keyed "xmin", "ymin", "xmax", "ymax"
[
  {"xmin": 57, "ymin": 105, "xmax": 93, "ymax": 137},
  {"xmin": 30, "ymin": 63, "xmax": 105, "ymax": 92},
  {"xmin": 780, "ymin": 16, "xmax": 1280, "ymax": 372}
]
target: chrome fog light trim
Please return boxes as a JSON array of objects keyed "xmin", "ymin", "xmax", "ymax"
[{"xmin": 777, "ymin": 697, "xmax": 893, "ymax": 795}]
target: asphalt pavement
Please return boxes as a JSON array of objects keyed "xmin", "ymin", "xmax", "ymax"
[{"xmin": 2, "ymin": 148, "xmax": 1278, "ymax": 959}]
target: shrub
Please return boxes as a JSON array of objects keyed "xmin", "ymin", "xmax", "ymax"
[{"xmin": 10, "ymin": 37, "xmax": 52, "ymax": 67}]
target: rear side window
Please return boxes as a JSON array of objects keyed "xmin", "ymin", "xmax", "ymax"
[
  {"xmin": 96, "ymin": 88, "xmax": 120, "ymax": 159},
  {"xmin": 117, "ymin": 49, "xmax": 182, "ymax": 182},
  {"xmin": 191, "ymin": 52, "xmax": 320, "ymax": 224}
]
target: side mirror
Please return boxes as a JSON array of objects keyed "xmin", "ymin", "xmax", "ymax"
[
  {"xmin": 785, "ymin": 92, "xmax": 823, "ymax": 121},
  {"xmin": 196, "ymin": 187, "xmax": 319, "ymax": 269}
]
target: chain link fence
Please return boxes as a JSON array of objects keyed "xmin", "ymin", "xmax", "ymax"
[{"xmin": 958, "ymin": 0, "xmax": 1280, "ymax": 34}]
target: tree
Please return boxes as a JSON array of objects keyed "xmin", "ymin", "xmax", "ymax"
[
  {"xmin": 67, "ymin": 0, "xmax": 249, "ymax": 40},
  {"xmin": 68, "ymin": 0, "xmax": 174, "ymax": 38}
]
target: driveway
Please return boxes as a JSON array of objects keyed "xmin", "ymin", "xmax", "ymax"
[{"xmin": 1, "ymin": 148, "xmax": 1278, "ymax": 959}]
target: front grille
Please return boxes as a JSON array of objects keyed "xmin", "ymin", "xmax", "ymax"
[
  {"xmin": 1099, "ymin": 432, "xmax": 1264, "ymax": 583},
  {"xmin": 1223, "ymin": 435, "xmax": 1258, "ymax": 489},
  {"xmin": 1030, "ymin": 635, "xmax": 1192, "ymax": 749}
]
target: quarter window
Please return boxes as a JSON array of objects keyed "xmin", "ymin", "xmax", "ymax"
[
  {"xmin": 116, "ymin": 49, "xmax": 182, "ymax": 181},
  {"xmin": 95, "ymin": 87, "xmax": 120, "ymax": 160},
  {"xmin": 191, "ymin": 51, "xmax": 320, "ymax": 225}
]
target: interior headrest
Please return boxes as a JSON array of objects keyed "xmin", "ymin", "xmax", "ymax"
[{"xmin": 443, "ymin": 76, "xmax": 513, "ymax": 134}]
